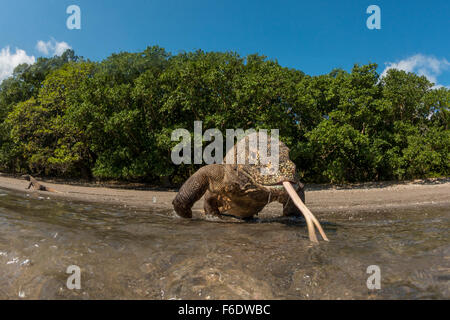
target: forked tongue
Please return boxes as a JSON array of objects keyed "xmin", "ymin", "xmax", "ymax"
[{"xmin": 282, "ymin": 181, "xmax": 329, "ymax": 243}]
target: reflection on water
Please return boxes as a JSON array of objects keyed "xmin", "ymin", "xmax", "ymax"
[{"xmin": 0, "ymin": 188, "xmax": 448, "ymax": 299}]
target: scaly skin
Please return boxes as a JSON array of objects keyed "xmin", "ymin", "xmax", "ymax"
[{"xmin": 172, "ymin": 133, "xmax": 305, "ymax": 219}]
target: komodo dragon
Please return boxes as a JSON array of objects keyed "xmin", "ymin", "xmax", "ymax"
[
  {"xmin": 22, "ymin": 175, "xmax": 59, "ymax": 193},
  {"xmin": 172, "ymin": 132, "xmax": 329, "ymax": 243}
]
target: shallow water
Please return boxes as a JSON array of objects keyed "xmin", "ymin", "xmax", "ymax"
[{"xmin": 0, "ymin": 188, "xmax": 448, "ymax": 299}]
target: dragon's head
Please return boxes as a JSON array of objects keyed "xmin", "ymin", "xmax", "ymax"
[
  {"xmin": 224, "ymin": 132, "xmax": 328, "ymax": 243},
  {"xmin": 224, "ymin": 132, "xmax": 298, "ymax": 191}
]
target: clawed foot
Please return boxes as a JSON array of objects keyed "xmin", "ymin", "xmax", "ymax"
[{"xmin": 172, "ymin": 199, "xmax": 193, "ymax": 218}]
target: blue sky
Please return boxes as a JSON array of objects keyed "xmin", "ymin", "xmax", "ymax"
[{"xmin": 0, "ymin": 0, "xmax": 449, "ymax": 86}]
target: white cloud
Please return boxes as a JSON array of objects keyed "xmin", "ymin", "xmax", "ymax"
[
  {"xmin": 36, "ymin": 38, "xmax": 71, "ymax": 57},
  {"xmin": 36, "ymin": 41, "xmax": 50, "ymax": 55},
  {"xmin": 381, "ymin": 54, "xmax": 450, "ymax": 88},
  {"xmin": 0, "ymin": 46, "xmax": 36, "ymax": 82}
]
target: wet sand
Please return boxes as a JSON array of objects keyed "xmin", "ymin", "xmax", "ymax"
[{"xmin": 0, "ymin": 175, "xmax": 449, "ymax": 215}]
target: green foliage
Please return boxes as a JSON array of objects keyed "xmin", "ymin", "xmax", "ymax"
[
  {"xmin": 5, "ymin": 62, "xmax": 94, "ymax": 176},
  {"xmin": 0, "ymin": 47, "xmax": 448, "ymax": 183},
  {"xmin": 398, "ymin": 126, "xmax": 449, "ymax": 178},
  {"xmin": 304, "ymin": 121, "xmax": 373, "ymax": 183}
]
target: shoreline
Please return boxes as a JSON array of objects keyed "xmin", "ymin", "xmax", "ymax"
[{"xmin": 0, "ymin": 175, "xmax": 449, "ymax": 215}]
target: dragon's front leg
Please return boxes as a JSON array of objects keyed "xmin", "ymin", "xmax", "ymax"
[{"xmin": 172, "ymin": 164, "xmax": 225, "ymax": 218}]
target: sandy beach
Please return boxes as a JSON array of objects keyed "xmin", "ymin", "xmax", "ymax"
[{"xmin": 1, "ymin": 175, "xmax": 449, "ymax": 215}]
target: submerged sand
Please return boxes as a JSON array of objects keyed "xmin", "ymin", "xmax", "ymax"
[{"xmin": 0, "ymin": 175, "xmax": 449, "ymax": 215}]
